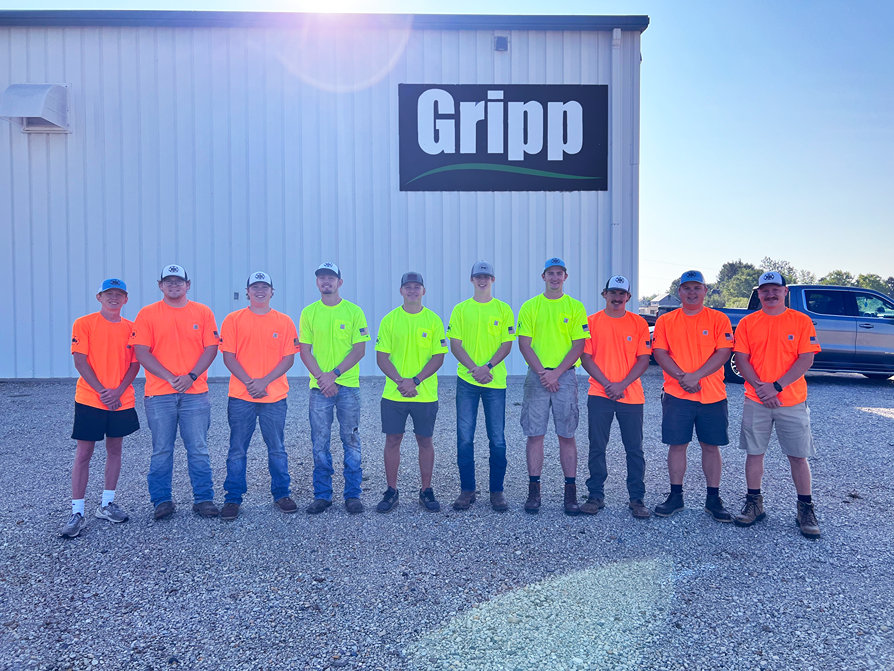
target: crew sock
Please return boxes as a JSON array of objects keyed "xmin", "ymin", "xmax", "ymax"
[
  {"xmin": 670, "ymin": 484, "xmax": 683, "ymax": 495},
  {"xmin": 706, "ymin": 487, "xmax": 719, "ymax": 498},
  {"xmin": 565, "ymin": 477, "xmax": 576, "ymax": 485},
  {"xmin": 529, "ymin": 475, "xmax": 541, "ymax": 484},
  {"xmin": 797, "ymin": 494, "xmax": 812, "ymax": 504},
  {"xmin": 101, "ymin": 490, "xmax": 115, "ymax": 507},
  {"xmin": 72, "ymin": 499, "xmax": 85, "ymax": 516},
  {"xmin": 747, "ymin": 488, "xmax": 761, "ymax": 496}
]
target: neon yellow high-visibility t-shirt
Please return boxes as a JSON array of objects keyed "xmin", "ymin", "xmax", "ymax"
[
  {"xmin": 517, "ymin": 293, "xmax": 589, "ymax": 369},
  {"xmin": 447, "ymin": 297, "xmax": 516, "ymax": 389},
  {"xmin": 375, "ymin": 306, "xmax": 448, "ymax": 403},
  {"xmin": 299, "ymin": 299, "xmax": 370, "ymax": 389}
]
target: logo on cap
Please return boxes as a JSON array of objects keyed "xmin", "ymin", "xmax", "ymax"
[
  {"xmin": 763, "ymin": 273, "xmax": 775, "ymax": 281},
  {"xmin": 686, "ymin": 271, "xmax": 698, "ymax": 278},
  {"xmin": 168, "ymin": 265, "xmax": 180, "ymax": 274},
  {"xmin": 614, "ymin": 276, "xmax": 624, "ymax": 284},
  {"xmin": 110, "ymin": 279, "xmax": 121, "ymax": 286},
  {"xmin": 548, "ymin": 258, "xmax": 562, "ymax": 266},
  {"xmin": 254, "ymin": 272, "xmax": 266, "ymax": 281},
  {"xmin": 322, "ymin": 262, "xmax": 334, "ymax": 268}
]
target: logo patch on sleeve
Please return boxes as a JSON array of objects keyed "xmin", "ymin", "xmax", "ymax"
[
  {"xmin": 359, "ymin": 327, "xmax": 368, "ymax": 336},
  {"xmin": 646, "ymin": 339, "xmax": 651, "ymax": 347},
  {"xmin": 809, "ymin": 336, "xmax": 818, "ymax": 343},
  {"xmin": 582, "ymin": 324, "xmax": 589, "ymax": 332},
  {"xmin": 508, "ymin": 325, "xmax": 516, "ymax": 334},
  {"xmin": 213, "ymin": 330, "xmax": 219, "ymax": 338},
  {"xmin": 71, "ymin": 336, "xmax": 79, "ymax": 344},
  {"xmin": 725, "ymin": 333, "xmax": 733, "ymax": 341},
  {"xmin": 293, "ymin": 338, "xmax": 299, "ymax": 347},
  {"xmin": 440, "ymin": 338, "xmax": 448, "ymax": 347}
]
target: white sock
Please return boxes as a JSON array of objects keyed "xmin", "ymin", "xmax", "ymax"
[
  {"xmin": 101, "ymin": 490, "xmax": 115, "ymax": 507},
  {"xmin": 72, "ymin": 499, "xmax": 85, "ymax": 516}
]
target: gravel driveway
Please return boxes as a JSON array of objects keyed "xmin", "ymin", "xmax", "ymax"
[{"xmin": 1, "ymin": 367, "xmax": 892, "ymax": 670}]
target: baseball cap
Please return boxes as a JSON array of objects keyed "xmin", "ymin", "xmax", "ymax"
[
  {"xmin": 97, "ymin": 278, "xmax": 127, "ymax": 294},
  {"xmin": 400, "ymin": 271, "xmax": 424, "ymax": 287},
  {"xmin": 544, "ymin": 257, "xmax": 567, "ymax": 272},
  {"xmin": 315, "ymin": 262, "xmax": 341, "ymax": 279},
  {"xmin": 604, "ymin": 275, "xmax": 631, "ymax": 293},
  {"xmin": 246, "ymin": 271, "xmax": 273, "ymax": 288},
  {"xmin": 758, "ymin": 271, "xmax": 786, "ymax": 287},
  {"xmin": 679, "ymin": 270, "xmax": 705, "ymax": 285},
  {"xmin": 471, "ymin": 261, "xmax": 495, "ymax": 278},
  {"xmin": 160, "ymin": 264, "xmax": 188, "ymax": 281}
]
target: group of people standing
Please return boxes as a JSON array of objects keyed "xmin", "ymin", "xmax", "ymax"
[{"xmin": 61, "ymin": 259, "xmax": 822, "ymax": 541}]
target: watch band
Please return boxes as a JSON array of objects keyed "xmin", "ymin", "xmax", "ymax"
[
  {"xmin": 412, "ymin": 376, "xmax": 422, "ymax": 386},
  {"xmin": 486, "ymin": 362, "xmax": 494, "ymax": 370},
  {"xmin": 773, "ymin": 381, "xmax": 784, "ymax": 392},
  {"xmin": 188, "ymin": 372, "xmax": 198, "ymax": 381},
  {"xmin": 333, "ymin": 367, "xmax": 342, "ymax": 377}
]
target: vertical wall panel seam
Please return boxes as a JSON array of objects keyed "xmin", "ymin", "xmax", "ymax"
[
  {"xmin": 190, "ymin": 28, "xmax": 198, "ymax": 273},
  {"xmin": 279, "ymin": 35, "xmax": 285, "ymax": 293},
  {"xmin": 43, "ymin": 28, "xmax": 54, "ymax": 372},
  {"xmin": 153, "ymin": 29, "xmax": 161, "ymax": 271},
  {"xmin": 26, "ymin": 29, "xmax": 35, "ymax": 375},
  {"xmin": 7, "ymin": 31, "xmax": 17, "ymax": 375},
  {"xmin": 99, "ymin": 28, "xmax": 107, "ymax": 275},
  {"xmin": 172, "ymin": 27, "xmax": 180, "ymax": 260},
  {"xmin": 62, "ymin": 29, "xmax": 72, "ymax": 375},
  {"xmin": 134, "ymin": 29, "xmax": 144, "ymax": 302},
  {"xmin": 226, "ymin": 30, "xmax": 233, "ymax": 305},
  {"xmin": 117, "ymin": 28, "xmax": 125, "ymax": 279}
]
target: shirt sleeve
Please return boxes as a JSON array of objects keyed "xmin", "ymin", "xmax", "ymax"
[
  {"xmin": 202, "ymin": 306, "xmax": 220, "ymax": 348},
  {"xmin": 583, "ymin": 314, "xmax": 597, "ymax": 356},
  {"xmin": 446, "ymin": 304, "xmax": 463, "ymax": 341},
  {"xmin": 502, "ymin": 303, "xmax": 517, "ymax": 342},
  {"xmin": 71, "ymin": 317, "xmax": 90, "ymax": 355},
  {"xmin": 374, "ymin": 313, "xmax": 392, "ymax": 354},
  {"xmin": 433, "ymin": 314, "xmax": 449, "ymax": 354},
  {"xmin": 130, "ymin": 309, "xmax": 153, "ymax": 348},
  {"xmin": 283, "ymin": 316, "xmax": 300, "ymax": 355},
  {"xmin": 798, "ymin": 315, "xmax": 822, "ymax": 354},
  {"xmin": 298, "ymin": 306, "xmax": 313, "ymax": 346},
  {"xmin": 714, "ymin": 312, "xmax": 735, "ymax": 350},
  {"xmin": 733, "ymin": 317, "xmax": 751, "ymax": 354},
  {"xmin": 652, "ymin": 315, "xmax": 668, "ymax": 351},
  {"xmin": 219, "ymin": 313, "xmax": 237, "ymax": 354},
  {"xmin": 636, "ymin": 317, "xmax": 652, "ymax": 356},
  {"xmin": 571, "ymin": 300, "xmax": 589, "ymax": 341},
  {"xmin": 517, "ymin": 300, "xmax": 534, "ymax": 338},
  {"xmin": 352, "ymin": 306, "xmax": 371, "ymax": 344}
]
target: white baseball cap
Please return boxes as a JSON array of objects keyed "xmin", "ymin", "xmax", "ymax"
[
  {"xmin": 758, "ymin": 271, "xmax": 786, "ymax": 287},
  {"xmin": 247, "ymin": 271, "xmax": 273, "ymax": 288},
  {"xmin": 604, "ymin": 275, "xmax": 631, "ymax": 293},
  {"xmin": 315, "ymin": 262, "xmax": 341, "ymax": 279},
  {"xmin": 160, "ymin": 264, "xmax": 188, "ymax": 281}
]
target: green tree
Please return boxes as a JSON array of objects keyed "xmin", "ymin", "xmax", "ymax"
[
  {"xmin": 760, "ymin": 257, "xmax": 816, "ymax": 284},
  {"xmin": 716, "ymin": 259, "xmax": 753, "ymax": 285},
  {"xmin": 667, "ymin": 277, "xmax": 681, "ymax": 297},
  {"xmin": 886, "ymin": 277, "xmax": 894, "ymax": 298},
  {"xmin": 820, "ymin": 270, "xmax": 856, "ymax": 286},
  {"xmin": 722, "ymin": 266, "xmax": 764, "ymax": 302},
  {"xmin": 856, "ymin": 273, "xmax": 889, "ymax": 294},
  {"xmin": 640, "ymin": 293, "xmax": 657, "ymax": 304}
]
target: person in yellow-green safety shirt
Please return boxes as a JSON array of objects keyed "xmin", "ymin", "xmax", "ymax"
[
  {"xmin": 375, "ymin": 272, "xmax": 448, "ymax": 514},
  {"xmin": 447, "ymin": 261, "xmax": 516, "ymax": 513}
]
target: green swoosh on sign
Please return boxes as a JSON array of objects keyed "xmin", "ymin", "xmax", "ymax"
[{"xmin": 405, "ymin": 163, "xmax": 603, "ymax": 184}]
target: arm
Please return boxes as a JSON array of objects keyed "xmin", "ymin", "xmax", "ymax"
[
  {"xmin": 653, "ymin": 348, "xmax": 696, "ymax": 394},
  {"xmin": 73, "ymin": 353, "xmax": 134, "ymax": 410},
  {"xmin": 134, "ymin": 345, "xmax": 177, "ymax": 388},
  {"xmin": 103, "ymin": 361, "xmax": 141, "ymax": 410},
  {"xmin": 300, "ymin": 347, "xmax": 335, "ymax": 397},
  {"xmin": 414, "ymin": 352, "xmax": 446, "ymax": 383},
  {"xmin": 518, "ymin": 335, "xmax": 545, "ymax": 373},
  {"xmin": 540, "ymin": 340, "xmax": 586, "ymax": 392},
  {"xmin": 377, "ymin": 350, "xmax": 416, "ymax": 398},
  {"xmin": 253, "ymin": 354, "xmax": 295, "ymax": 397},
  {"xmin": 679, "ymin": 348, "xmax": 731, "ymax": 393},
  {"xmin": 739, "ymin": 351, "xmax": 815, "ymax": 408},
  {"xmin": 450, "ymin": 338, "xmax": 493, "ymax": 385},
  {"xmin": 172, "ymin": 345, "xmax": 219, "ymax": 393}
]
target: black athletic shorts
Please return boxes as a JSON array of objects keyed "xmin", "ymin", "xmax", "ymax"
[
  {"xmin": 661, "ymin": 393, "xmax": 729, "ymax": 446},
  {"xmin": 380, "ymin": 399, "xmax": 438, "ymax": 437},
  {"xmin": 71, "ymin": 402, "xmax": 140, "ymax": 442}
]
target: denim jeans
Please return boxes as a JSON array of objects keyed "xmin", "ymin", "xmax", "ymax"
[
  {"xmin": 585, "ymin": 395, "xmax": 646, "ymax": 501},
  {"xmin": 223, "ymin": 397, "xmax": 291, "ymax": 505},
  {"xmin": 309, "ymin": 386, "xmax": 363, "ymax": 501},
  {"xmin": 145, "ymin": 392, "xmax": 215, "ymax": 506},
  {"xmin": 456, "ymin": 377, "xmax": 508, "ymax": 492}
]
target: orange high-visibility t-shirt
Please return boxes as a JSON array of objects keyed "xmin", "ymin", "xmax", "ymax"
[
  {"xmin": 652, "ymin": 307, "xmax": 734, "ymax": 404},
  {"xmin": 220, "ymin": 307, "xmax": 300, "ymax": 403},
  {"xmin": 583, "ymin": 311, "xmax": 652, "ymax": 404},
  {"xmin": 71, "ymin": 312, "xmax": 137, "ymax": 410},
  {"xmin": 734, "ymin": 308, "xmax": 821, "ymax": 406},
  {"xmin": 131, "ymin": 301, "xmax": 219, "ymax": 396}
]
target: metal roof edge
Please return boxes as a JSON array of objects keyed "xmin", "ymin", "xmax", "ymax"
[{"xmin": 0, "ymin": 10, "xmax": 649, "ymax": 32}]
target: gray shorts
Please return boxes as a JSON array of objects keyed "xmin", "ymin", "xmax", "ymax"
[
  {"xmin": 520, "ymin": 367, "xmax": 580, "ymax": 438},
  {"xmin": 738, "ymin": 398, "xmax": 815, "ymax": 458}
]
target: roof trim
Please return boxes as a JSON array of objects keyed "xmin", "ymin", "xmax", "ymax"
[{"xmin": 0, "ymin": 11, "xmax": 649, "ymax": 32}]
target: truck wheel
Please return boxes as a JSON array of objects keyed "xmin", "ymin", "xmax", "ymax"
[
  {"xmin": 724, "ymin": 353, "xmax": 745, "ymax": 384},
  {"xmin": 863, "ymin": 373, "xmax": 893, "ymax": 380}
]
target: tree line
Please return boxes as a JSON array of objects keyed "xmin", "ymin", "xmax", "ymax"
[{"xmin": 642, "ymin": 258, "xmax": 894, "ymax": 309}]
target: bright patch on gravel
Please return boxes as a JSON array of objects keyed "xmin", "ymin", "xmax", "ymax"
[
  {"xmin": 406, "ymin": 558, "xmax": 674, "ymax": 671},
  {"xmin": 856, "ymin": 407, "xmax": 894, "ymax": 419}
]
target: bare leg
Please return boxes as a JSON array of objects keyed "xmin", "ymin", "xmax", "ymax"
[
  {"xmin": 416, "ymin": 435, "xmax": 434, "ymax": 490},
  {"xmin": 667, "ymin": 444, "xmax": 688, "ymax": 485},
  {"xmin": 384, "ymin": 434, "xmax": 403, "ymax": 489},
  {"xmin": 103, "ymin": 437, "xmax": 124, "ymax": 491},
  {"xmin": 699, "ymin": 442, "xmax": 722, "ymax": 489},
  {"xmin": 557, "ymin": 436, "xmax": 578, "ymax": 478},
  {"xmin": 526, "ymin": 436, "xmax": 545, "ymax": 477},
  {"xmin": 71, "ymin": 441, "xmax": 96, "ymax": 500},
  {"xmin": 745, "ymin": 453, "xmax": 765, "ymax": 491},
  {"xmin": 787, "ymin": 456, "xmax": 812, "ymax": 496}
]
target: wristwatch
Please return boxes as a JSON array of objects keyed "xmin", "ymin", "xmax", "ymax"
[
  {"xmin": 333, "ymin": 367, "xmax": 342, "ymax": 377},
  {"xmin": 412, "ymin": 376, "xmax": 422, "ymax": 386},
  {"xmin": 486, "ymin": 362, "xmax": 494, "ymax": 370},
  {"xmin": 772, "ymin": 381, "xmax": 784, "ymax": 392},
  {"xmin": 188, "ymin": 372, "xmax": 198, "ymax": 381}
]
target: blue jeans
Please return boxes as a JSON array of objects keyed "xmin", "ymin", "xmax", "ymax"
[
  {"xmin": 456, "ymin": 378, "xmax": 508, "ymax": 492},
  {"xmin": 145, "ymin": 392, "xmax": 214, "ymax": 506},
  {"xmin": 309, "ymin": 386, "xmax": 363, "ymax": 501},
  {"xmin": 223, "ymin": 397, "xmax": 291, "ymax": 505}
]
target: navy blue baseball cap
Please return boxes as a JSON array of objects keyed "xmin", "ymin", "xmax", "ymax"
[
  {"xmin": 544, "ymin": 257, "xmax": 567, "ymax": 272},
  {"xmin": 679, "ymin": 270, "xmax": 706, "ymax": 285},
  {"xmin": 97, "ymin": 278, "xmax": 127, "ymax": 293}
]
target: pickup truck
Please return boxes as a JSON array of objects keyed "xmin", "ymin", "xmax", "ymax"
[{"xmin": 717, "ymin": 285, "xmax": 894, "ymax": 383}]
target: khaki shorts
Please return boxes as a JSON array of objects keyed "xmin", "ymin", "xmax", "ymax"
[
  {"xmin": 738, "ymin": 398, "xmax": 815, "ymax": 458},
  {"xmin": 520, "ymin": 367, "xmax": 580, "ymax": 438}
]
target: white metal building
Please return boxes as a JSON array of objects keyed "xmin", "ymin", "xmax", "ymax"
[{"xmin": 0, "ymin": 11, "xmax": 648, "ymax": 379}]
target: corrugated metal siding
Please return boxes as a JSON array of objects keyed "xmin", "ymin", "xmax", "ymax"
[{"xmin": 0, "ymin": 21, "xmax": 641, "ymax": 378}]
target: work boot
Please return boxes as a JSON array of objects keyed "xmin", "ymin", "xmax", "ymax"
[
  {"xmin": 452, "ymin": 490, "xmax": 476, "ymax": 510},
  {"xmin": 490, "ymin": 491, "xmax": 508, "ymax": 512},
  {"xmin": 654, "ymin": 492, "xmax": 684, "ymax": 518},
  {"xmin": 734, "ymin": 494, "xmax": 765, "ymax": 527},
  {"xmin": 629, "ymin": 499, "xmax": 651, "ymax": 519},
  {"xmin": 796, "ymin": 501, "xmax": 821, "ymax": 539},
  {"xmin": 704, "ymin": 495, "xmax": 732, "ymax": 523},
  {"xmin": 579, "ymin": 496, "xmax": 605, "ymax": 515},
  {"xmin": 305, "ymin": 499, "xmax": 331, "ymax": 515},
  {"xmin": 220, "ymin": 502, "xmax": 240, "ymax": 521},
  {"xmin": 192, "ymin": 501, "xmax": 220, "ymax": 518},
  {"xmin": 524, "ymin": 482, "xmax": 541, "ymax": 514},
  {"xmin": 153, "ymin": 500, "xmax": 175, "ymax": 520},
  {"xmin": 274, "ymin": 497, "xmax": 298, "ymax": 514},
  {"xmin": 564, "ymin": 483, "xmax": 581, "ymax": 516}
]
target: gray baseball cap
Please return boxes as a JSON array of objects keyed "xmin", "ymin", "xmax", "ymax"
[
  {"xmin": 679, "ymin": 270, "xmax": 706, "ymax": 285},
  {"xmin": 471, "ymin": 261, "xmax": 495, "ymax": 278},
  {"xmin": 400, "ymin": 271, "xmax": 424, "ymax": 287}
]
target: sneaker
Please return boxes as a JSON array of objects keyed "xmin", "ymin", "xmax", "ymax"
[
  {"xmin": 376, "ymin": 487, "xmax": 399, "ymax": 513},
  {"xmin": 274, "ymin": 497, "xmax": 298, "ymax": 514},
  {"xmin": 579, "ymin": 496, "xmax": 605, "ymax": 515},
  {"xmin": 60, "ymin": 513, "xmax": 87, "ymax": 538},
  {"xmin": 452, "ymin": 490, "xmax": 476, "ymax": 510},
  {"xmin": 629, "ymin": 499, "xmax": 651, "ymax": 519},
  {"xmin": 734, "ymin": 494, "xmax": 765, "ymax": 527},
  {"xmin": 524, "ymin": 482, "xmax": 541, "ymax": 514},
  {"xmin": 563, "ymin": 483, "xmax": 581, "ymax": 516},
  {"xmin": 490, "ymin": 491, "xmax": 508, "ymax": 512},
  {"xmin": 192, "ymin": 501, "xmax": 220, "ymax": 518},
  {"xmin": 220, "ymin": 502, "xmax": 240, "ymax": 521},
  {"xmin": 154, "ymin": 500, "xmax": 176, "ymax": 520},
  {"xmin": 796, "ymin": 501, "xmax": 821, "ymax": 539},
  {"xmin": 95, "ymin": 502, "xmax": 129, "ymax": 523},
  {"xmin": 345, "ymin": 498, "xmax": 364, "ymax": 514},
  {"xmin": 419, "ymin": 488, "xmax": 441, "ymax": 513},
  {"xmin": 654, "ymin": 492, "xmax": 684, "ymax": 518},
  {"xmin": 704, "ymin": 495, "xmax": 732, "ymax": 523},
  {"xmin": 305, "ymin": 499, "xmax": 332, "ymax": 515}
]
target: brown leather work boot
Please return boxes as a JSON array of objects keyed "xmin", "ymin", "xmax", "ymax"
[
  {"xmin": 564, "ymin": 483, "xmax": 581, "ymax": 516},
  {"xmin": 734, "ymin": 494, "xmax": 765, "ymax": 527},
  {"xmin": 524, "ymin": 482, "xmax": 541, "ymax": 514},
  {"xmin": 579, "ymin": 496, "xmax": 604, "ymax": 515},
  {"xmin": 490, "ymin": 491, "xmax": 508, "ymax": 512},
  {"xmin": 452, "ymin": 490, "xmax": 476, "ymax": 510},
  {"xmin": 796, "ymin": 500, "xmax": 820, "ymax": 539}
]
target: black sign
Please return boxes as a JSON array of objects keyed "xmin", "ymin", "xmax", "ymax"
[{"xmin": 399, "ymin": 84, "xmax": 608, "ymax": 192}]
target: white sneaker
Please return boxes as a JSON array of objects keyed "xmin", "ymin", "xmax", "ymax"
[
  {"xmin": 95, "ymin": 502, "xmax": 129, "ymax": 523},
  {"xmin": 60, "ymin": 513, "xmax": 87, "ymax": 538}
]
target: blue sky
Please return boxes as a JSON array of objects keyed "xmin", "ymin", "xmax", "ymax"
[{"xmin": 5, "ymin": 0, "xmax": 892, "ymax": 296}]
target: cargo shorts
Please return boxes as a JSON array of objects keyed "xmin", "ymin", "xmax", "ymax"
[
  {"xmin": 520, "ymin": 367, "xmax": 579, "ymax": 438},
  {"xmin": 738, "ymin": 398, "xmax": 816, "ymax": 458}
]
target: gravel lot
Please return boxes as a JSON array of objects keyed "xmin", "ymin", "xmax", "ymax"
[{"xmin": 1, "ymin": 367, "xmax": 893, "ymax": 670}]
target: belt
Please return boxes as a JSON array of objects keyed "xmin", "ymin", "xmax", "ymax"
[{"xmin": 543, "ymin": 366, "xmax": 575, "ymax": 371}]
